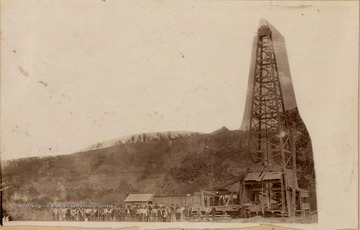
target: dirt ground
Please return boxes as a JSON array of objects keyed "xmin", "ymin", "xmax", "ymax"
[{"xmin": 227, "ymin": 214, "xmax": 318, "ymax": 224}]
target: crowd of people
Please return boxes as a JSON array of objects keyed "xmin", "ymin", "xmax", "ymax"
[{"xmin": 51, "ymin": 204, "xmax": 213, "ymax": 222}]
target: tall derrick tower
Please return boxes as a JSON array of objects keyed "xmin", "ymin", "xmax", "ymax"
[
  {"xmin": 243, "ymin": 23, "xmax": 299, "ymax": 216},
  {"xmin": 248, "ymin": 25, "xmax": 293, "ymax": 169}
]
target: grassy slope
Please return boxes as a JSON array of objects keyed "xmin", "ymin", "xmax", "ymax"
[{"xmin": 2, "ymin": 129, "xmax": 249, "ymax": 208}]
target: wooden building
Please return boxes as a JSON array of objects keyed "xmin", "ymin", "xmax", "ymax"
[
  {"xmin": 154, "ymin": 194, "xmax": 201, "ymax": 207},
  {"xmin": 241, "ymin": 166, "xmax": 310, "ymax": 217},
  {"xmin": 124, "ymin": 194, "xmax": 154, "ymax": 208}
]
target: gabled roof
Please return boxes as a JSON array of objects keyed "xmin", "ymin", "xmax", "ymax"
[{"xmin": 124, "ymin": 194, "xmax": 154, "ymax": 202}]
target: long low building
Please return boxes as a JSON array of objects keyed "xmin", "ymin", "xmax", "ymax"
[
  {"xmin": 124, "ymin": 193, "xmax": 202, "ymax": 208},
  {"xmin": 154, "ymin": 193, "xmax": 202, "ymax": 207}
]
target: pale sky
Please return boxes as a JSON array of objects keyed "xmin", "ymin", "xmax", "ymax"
[
  {"xmin": 0, "ymin": 1, "xmax": 357, "ymax": 157},
  {"xmin": 0, "ymin": 1, "xmax": 359, "ymax": 228}
]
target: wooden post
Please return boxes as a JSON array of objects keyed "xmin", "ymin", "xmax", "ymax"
[
  {"xmin": 239, "ymin": 181, "xmax": 242, "ymax": 206},
  {"xmin": 291, "ymin": 125, "xmax": 297, "ymax": 216},
  {"xmin": 200, "ymin": 190, "xmax": 204, "ymax": 207},
  {"xmin": 185, "ymin": 194, "xmax": 187, "ymax": 208},
  {"xmin": 280, "ymin": 173, "xmax": 285, "ymax": 214},
  {"xmin": 280, "ymin": 133, "xmax": 292, "ymax": 217}
]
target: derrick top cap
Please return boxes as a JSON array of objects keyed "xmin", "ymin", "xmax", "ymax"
[{"xmin": 257, "ymin": 25, "xmax": 272, "ymax": 37}]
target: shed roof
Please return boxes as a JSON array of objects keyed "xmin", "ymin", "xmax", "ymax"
[
  {"xmin": 124, "ymin": 194, "xmax": 154, "ymax": 202},
  {"xmin": 262, "ymin": 171, "xmax": 282, "ymax": 181},
  {"xmin": 244, "ymin": 171, "xmax": 282, "ymax": 182},
  {"xmin": 244, "ymin": 172, "xmax": 263, "ymax": 181},
  {"xmin": 244, "ymin": 169, "xmax": 300, "ymax": 191}
]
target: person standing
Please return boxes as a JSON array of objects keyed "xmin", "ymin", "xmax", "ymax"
[
  {"xmin": 188, "ymin": 205, "xmax": 193, "ymax": 220},
  {"xmin": 175, "ymin": 205, "xmax": 180, "ymax": 221},
  {"xmin": 211, "ymin": 207, "xmax": 216, "ymax": 221},
  {"xmin": 170, "ymin": 208, "xmax": 176, "ymax": 222},
  {"xmin": 161, "ymin": 207, "xmax": 167, "ymax": 222},
  {"xmin": 259, "ymin": 192, "xmax": 267, "ymax": 216},
  {"xmin": 166, "ymin": 208, "xmax": 171, "ymax": 222},
  {"xmin": 205, "ymin": 207, "xmax": 211, "ymax": 222}
]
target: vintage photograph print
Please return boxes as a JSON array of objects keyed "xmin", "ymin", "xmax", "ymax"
[{"xmin": 0, "ymin": 1, "xmax": 358, "ymax": 229}]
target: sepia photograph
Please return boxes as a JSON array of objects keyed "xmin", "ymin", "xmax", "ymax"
[{"xmin": 0, "ymin": 1, "xmax": 358, "ymax": 230}]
